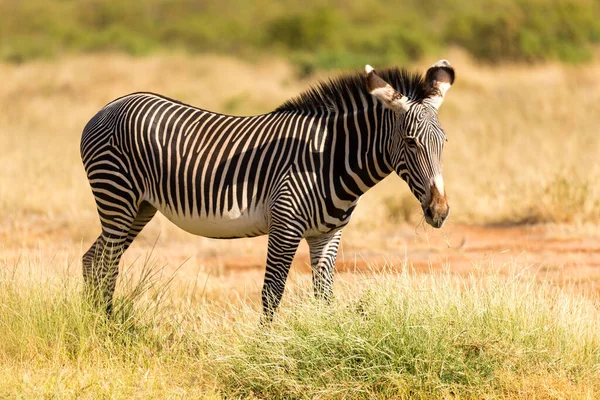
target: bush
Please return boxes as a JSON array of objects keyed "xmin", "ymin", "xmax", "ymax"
[
  {"xmin": 265, "ymin": 7, "xmax": 339, "ymax": 52},
  {"xmin": 446, "ymin": 0, "xmax": 600, "ymax": 62},
  {"xmin": 0, "ymin": 35, "xmax": 57, "ymax": 64},
  {"xmin": 1, "ymin": 0, "xmax": 599, "ymax": 65}
]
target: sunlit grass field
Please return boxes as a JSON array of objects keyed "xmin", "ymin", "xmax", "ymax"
[
  {"xmin": 2, "ymin": 256, "xmax": 599, "ymax": 398},
  {"xmin": 1, "ymin": 53, "xmax": 599, "ymax": 398}
]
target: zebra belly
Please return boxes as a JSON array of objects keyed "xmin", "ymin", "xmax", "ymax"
[{"xmin": 156, "ymin": 204, "xmax": 269, "ymax": 239}]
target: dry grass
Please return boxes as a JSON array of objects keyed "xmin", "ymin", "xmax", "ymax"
[{"xmin": 1, "ymin": 256, "xmax": 598, "ymax": 399}]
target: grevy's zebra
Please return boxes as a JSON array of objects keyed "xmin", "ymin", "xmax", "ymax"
[{"xmin": 81, "ymin": 60, "xmax": 454, "ymax": 320}]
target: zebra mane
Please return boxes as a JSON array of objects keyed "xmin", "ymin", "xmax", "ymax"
[{"xmin": 276, "ymin": 67, "xmax": 430, "ymax": 113}]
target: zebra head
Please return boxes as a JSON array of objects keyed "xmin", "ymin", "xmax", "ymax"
[{"xmin": 366, "ymin": 60, "xmax": 455, "ymax": 228}]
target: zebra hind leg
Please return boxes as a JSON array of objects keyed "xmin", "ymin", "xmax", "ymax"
[
  {"xmin": 121, "ymin": 201, "xmax": 158, "ymax": 254},
  {"xmin": 82, "ymin": 202, "xmax": 157, "ymax": 315},
  {"xmin": 82, "ymin": 231, "xmax": 129, "ymax": 315},
  {"xmin": 306, "ymin": 230, "xmax": 342, "ymax": 302}
]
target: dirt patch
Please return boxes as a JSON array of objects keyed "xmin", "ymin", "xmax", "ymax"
[{"xmin": 3, "ymin": 216, "xmax": 598, "ymax": 294}]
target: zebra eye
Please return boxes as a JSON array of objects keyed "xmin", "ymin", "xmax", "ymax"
[{"xmin": 405, "ymin": 137, "xmax": 417, "ymax": 148}]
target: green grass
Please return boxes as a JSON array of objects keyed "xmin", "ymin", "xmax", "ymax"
[
  {"xmin": 1, "ymin": 258, "xmax": 598, "ymax": 398},
  {"xmin": 1, "ymin": 0, "xmax": 600, "ymax": 67}
]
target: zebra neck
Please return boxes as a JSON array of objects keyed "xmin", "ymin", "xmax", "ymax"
[{"xmin": 325, "ymin": 106, "xmax": 394, "ymax": 200}]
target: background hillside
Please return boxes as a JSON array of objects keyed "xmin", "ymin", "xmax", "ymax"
[{"xmin": 2, "ymin": 0, "xmax": 600, "ymax": 70}]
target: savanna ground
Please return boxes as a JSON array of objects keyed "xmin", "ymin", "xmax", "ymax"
[{"xmin": 1, "ymin": 51, "xmax": 599, "ymax": 398}]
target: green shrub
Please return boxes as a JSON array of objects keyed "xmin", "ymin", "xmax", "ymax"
[
  {"xmin": 265, "ymin": 7, "xmax": 339, "ymax": 51},
  {"xmin": 0, "ymin": 35, "xmax": 57, "ymax": 64},
  {"xmin": 446, "ymin": 0, "xmax": 600, "ymax": 62},
  {"xmin": 1, "ymin": 0, "xmax": 599, "ymax": 65}
]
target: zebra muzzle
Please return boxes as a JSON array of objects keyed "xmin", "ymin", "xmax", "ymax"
[{"xmin": 423, "ymin": 182, "xmax": 449, "ymax": 228}]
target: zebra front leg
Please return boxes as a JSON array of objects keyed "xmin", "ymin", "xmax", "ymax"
[
  {"xmin": 306, "ymin": 230, "xmax": 342, "ymax": 302},
  {"xmin": 82, "ymin": 233, "xmax": 127, "ymax": 315},
  {"xmin": 261, "ymin": 227, "xmax": 303, "ymax": 323}
]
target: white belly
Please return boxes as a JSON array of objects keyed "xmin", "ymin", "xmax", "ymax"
[{"xmin": 156, "ymin": 203, "xmax": 268, "ymax": 239}]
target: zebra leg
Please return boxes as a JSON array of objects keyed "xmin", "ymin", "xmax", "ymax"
[
  {"xmin": 82, "ymin": 231, "xmax": 129, "ymax": 314},
  {"xmin": 121, "ymin": 201, "xmax": 157, "ymax": 253},
  {"xmin": 82, "ymin": 203, "xmax": 156, "ymax": 314},
  {"xmin": 261, "ymin": 227, "xmax": 304, "ymax": 323},
  {"xmin": 306, "ymin": 230, "xmax": 342, "ymax": 302},
  {"xmin": 83, "ymin": 202, "xmax": 156, "ymax": 315},
  {"xmin": 82, "ymin": 235, "xmax": 104, "ymax": 293}
]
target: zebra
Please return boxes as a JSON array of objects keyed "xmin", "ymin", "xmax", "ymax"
[{"xmin": 80, "ymin": 60, "xmax": 454, "ymax": 320}]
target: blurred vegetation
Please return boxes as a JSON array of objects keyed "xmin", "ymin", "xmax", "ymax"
[{"xmin": 0, "ymin": 0, "xmax": 599, "ymax": 68}]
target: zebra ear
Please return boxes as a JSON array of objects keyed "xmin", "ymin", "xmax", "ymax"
[
  {"xmin": 424, "ymin": 59, "xmax": 455, "ymax": 110},
  {"xmin": 365, "ymin": 65, "xmax": 409, "ymax": 113}
]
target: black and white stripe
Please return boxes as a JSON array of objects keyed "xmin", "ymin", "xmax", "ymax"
[{"xmin": 81, "ymin": 60, "xmax": 455, "ymax": 319}]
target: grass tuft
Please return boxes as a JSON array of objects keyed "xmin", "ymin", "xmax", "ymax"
[{"xmin": 527, "ymin": 172, "xmax": 600, "ymax": 224}]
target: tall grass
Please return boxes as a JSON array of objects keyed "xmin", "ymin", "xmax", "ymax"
[{"xmin": 1, "ymin": 256, "xmax": 598, "ymax": 398}]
